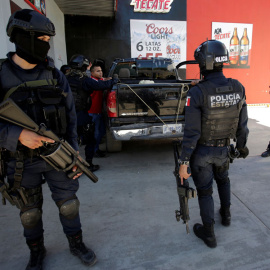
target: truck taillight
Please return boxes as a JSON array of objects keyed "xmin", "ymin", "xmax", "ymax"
[{"xmin": 107, "ymin": 90, "xmax": 117, "ymax": 117}]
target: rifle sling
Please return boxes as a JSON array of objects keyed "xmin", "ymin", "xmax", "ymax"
[
  {"xmin": 13, "ymin": 151, "xmax": 25, "ymax": 190},
  {"xmin": 4, "ymin": 79, "xmax": 58, "ymax": 101}
]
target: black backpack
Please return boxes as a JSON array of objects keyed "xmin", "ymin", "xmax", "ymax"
[{"xmin": 66, "ymin": 74, "xmax": 91, "ymax": 112}]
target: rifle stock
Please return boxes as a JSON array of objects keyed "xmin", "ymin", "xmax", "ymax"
[
  {"xmin": 173, "ymin": 140, "xmax": 196, "ymax": 234},
  {"xmin": 0, "ymin": 98, "xmax": 98, "ymax": 183},
  {"xmin": 0, "ymin": 98, "xmax": 59, "ymax": 141}
]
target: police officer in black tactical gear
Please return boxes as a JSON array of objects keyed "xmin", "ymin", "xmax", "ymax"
[
  {"xmin": 179, "ymin": 40, "xmax": 249, "ymax": 248},
  {"xmin": 65, "ymin": 54, "xmax": 117, "ymax": 171},
  {"xmin": 0, "ymin": 9, "xmax": 97, "ymax": 269}
]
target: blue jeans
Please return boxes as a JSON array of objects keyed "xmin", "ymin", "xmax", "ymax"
[
  {"xmin": 89, "ymin": 113, "xmax": 106, "ymax": 152},
  {"xmin": 7, "ymin": 157, "xmax": 81, "ymax": 240},
  {"xmin": 190, "ymin": 145, "xmax": 230, "ymax": 224}
]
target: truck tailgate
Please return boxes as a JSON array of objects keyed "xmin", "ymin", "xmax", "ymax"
[{"xmin": 117, "ymin": 83, "xmax": 189, "ymax": 118}]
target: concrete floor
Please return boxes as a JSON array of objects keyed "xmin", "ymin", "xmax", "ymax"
[{"xmin": 1, "ymin": 113, "xmax": 270, "ymax": 270}]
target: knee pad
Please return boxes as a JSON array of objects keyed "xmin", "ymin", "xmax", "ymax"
[
  {"xmin": 20, "ymin": 208, "xmax": 42, "ymax": 229},
  {"xmin": 197, "ymin": 187, "xmax": 213, "ymax": 198},
  {"xmin": 58, "ymin": 198, "xmax": 80, "ymax": 219}
]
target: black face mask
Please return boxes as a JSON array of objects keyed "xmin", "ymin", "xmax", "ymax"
[{"xmin": 14, "ymin": 32, "xmax": 50, "ymax": 64}]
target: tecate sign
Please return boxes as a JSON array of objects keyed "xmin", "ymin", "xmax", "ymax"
[{"xmin": 130, "ymin": 0, "xmax": 174, "ymax": 13}]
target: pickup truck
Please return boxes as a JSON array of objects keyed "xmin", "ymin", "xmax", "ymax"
[{"xmin": 104, "ymin": 57, "xmax": 199, "ymax": 152}]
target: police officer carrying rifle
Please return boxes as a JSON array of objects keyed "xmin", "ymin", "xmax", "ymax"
[
  {"xmin": 65, "ymin": 55, "xmax": 117, "ymax": 171},
  {"xmin": 0, "ymin": 9, "xmax": 97, "ymax": 269},
  {"xmin": 179, "ymin": 40, "xmax": 249, "ymax": 248}
]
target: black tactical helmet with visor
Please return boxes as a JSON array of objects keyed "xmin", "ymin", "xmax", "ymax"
[
  {"xmin": 194, "ymin": 40, "xmax": 229, "ymax": 73},
  {"xmin": 69, "ymin": 55, "xmax": 90, "ymax": 71},
  {"xmin": 6, "ymin": 9, "xmax": 55, "ymax": 64}
]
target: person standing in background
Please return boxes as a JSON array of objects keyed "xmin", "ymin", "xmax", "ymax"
[{"xmin": 88, "ymin": 65, "xmax": 110, "ymax": 158}]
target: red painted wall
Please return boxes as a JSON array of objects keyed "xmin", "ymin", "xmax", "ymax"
[{"xmin": 187, "ymin": 0, "xmax": 270, "ymax": 104}]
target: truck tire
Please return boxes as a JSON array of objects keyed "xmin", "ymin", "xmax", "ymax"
[{"xmin": 106, "ymin": 128, "xmax": 122, "ymax": 152}]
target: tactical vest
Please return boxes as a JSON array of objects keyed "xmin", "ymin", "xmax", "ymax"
[
  {"xmin": 66, "ymin": 72, "xmax": 92, "ymax": 113},
  {"xmin": 0, "ymin": 59, "xmax": 67, "ymax": 136},
  {"xmin": 197, "ymin": 79, "xmax": 245, "ymax": 143}
]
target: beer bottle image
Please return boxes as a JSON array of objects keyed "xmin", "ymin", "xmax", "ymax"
[
  {"xmin": 229, "ymin": 27, "xmax": 239, "ymax": 66},
  {"xmin": 240, "ymin": 28, "xmax": 249, "ymax": 66}
]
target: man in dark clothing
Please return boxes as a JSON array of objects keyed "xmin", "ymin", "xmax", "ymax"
[
  {"xmin": 179, "ymin": 40, "xmax": 249, "ymax": 248},
  {"xmin": 0, "ymin": 9, "xmax": 97, "ymax": 269},
  {"xmin": 66, "ymin": 55, "xmax": 117, "ymax": 171}
]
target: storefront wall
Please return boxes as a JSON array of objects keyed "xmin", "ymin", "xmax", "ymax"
[
  {"xmin": 1, "ymin": 1, "xmax": 269, "ymax": 103},
  {"xmin": 187, "ymin": 0, "xmax": 270, "ymax": 104},
  {"xmin": 65, "ymin": 0, "xmax": 187, "ymax": 74},
  {"xmin": 65, "ymin": 0, "xmax": 270, "ymax": 104},
  {"xmin": 0, "ymin": 1, "xmax": 15, "ymax": 58}
]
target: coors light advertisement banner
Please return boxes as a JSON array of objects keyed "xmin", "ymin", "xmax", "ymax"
[
  {"xmin": 130, "ymin": 19, "xmax": 187, "ymax": 67},
  {"xmin": 212, "ymin": 22, "xmax": 253, "ymax": 69}
]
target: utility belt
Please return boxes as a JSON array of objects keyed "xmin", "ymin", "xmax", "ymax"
[
  {"xmin": 8, "ymin": 148, "xmax": 40, "ymax": 159},
  {"xmin": 199, "ymin": 138, "xmax": 230, "ymax": 147}
]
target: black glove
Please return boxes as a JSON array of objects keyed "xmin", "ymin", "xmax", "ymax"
[
  {"xmin": 113, "ymin": 74, "xmax": 120, "ymax": 83},
  {"xmin": 237, "ymin": 146, "xmax": 249, "ymax": 159}
]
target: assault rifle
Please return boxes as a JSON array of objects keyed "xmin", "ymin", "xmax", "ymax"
[
  {"xmin": 0, "ymin": 98, "xmax": 98, "ymax": 183},
  {"xmin": 173, "ymin": 141, "xmax": 196, "ymax": 234}
]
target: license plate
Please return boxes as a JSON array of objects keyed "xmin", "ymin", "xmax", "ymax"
[{"xmin": 163, "ymin": 124, "xmax": 182, "ymax": 134}]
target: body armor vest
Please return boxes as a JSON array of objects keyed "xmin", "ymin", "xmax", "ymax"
[
  {"xmin": 66, "ymin": 72, "xmax": 92, "ymax": 113},
  {"xmin": 197, "ymin": 79, "xmax": 244, "ymax": 144},
  {"xmin": 0, "ymin": 59, "xmax": 67, "ymax": 136}
]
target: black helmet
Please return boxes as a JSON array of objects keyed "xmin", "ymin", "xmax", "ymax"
[
  {"xmin": 194, "ymin": 40, "xmax": 228, "ymax": 71},
  {"xmin": 6, "ymin": 9, "xmax": 55, "ymax": 42},
  {"xmin": 69, "ymin": 54, "xmax": 90, "ymax": 70},
  {"xmin": 60, "ymin": 65, "xmax": 71, "ymax": 75}
]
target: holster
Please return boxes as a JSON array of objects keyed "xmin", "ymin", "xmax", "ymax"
[
  {"xmin": 0, "ymin": 180, "xmax": 15, "ymax": 206},
  {"xmin": 0, "ymin": 149, "xmax": 14, "ymax": 206},
  {"xmin": 0, "ymin": 180, "xmax": 29, "ymax": 209},
  {"xmin": 228, "ymin": 144, "xmax": 240, "ymax": 163}
]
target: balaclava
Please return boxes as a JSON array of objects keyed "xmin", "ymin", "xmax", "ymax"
[{"xmin": 13, "ymin": 29, "xmax": 50, "ymax": 64}]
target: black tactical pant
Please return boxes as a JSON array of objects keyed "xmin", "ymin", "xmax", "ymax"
[
  {"xmin": 190, "ymin": 145, "xmax": 230, "ymax": 224},
  {"xmin": 77, "ymin": 111, "xmax": 95, "ymax": 161}
]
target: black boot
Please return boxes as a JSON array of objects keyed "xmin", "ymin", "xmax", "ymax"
[
  {"xmin": 220, "ymin": 206, "xmax": 231, "ymax": 226},
  {"xmin": 26, "ymin": 237, "xmax": 46, "ymax": 270},
  {"xmin": 86, "ymin": 159, "xmax": 100, "ymax": 172},
  {"xmin": 66, "ymin": 231, "xmax": 97, "ymax": 266},
  {"xmin": 193, "ymin": 222, "xmax": 217, "ymax": 248},
  {"xmin": 94, "ymin": 149, "xmax": 107, "ymax": 158},
  {"xmin": 261, "ymin": 143, "xmax": 270, "ymax": 157}
]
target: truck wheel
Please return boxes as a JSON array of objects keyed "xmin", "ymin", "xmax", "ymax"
[{"xmin": 106, "ymin": 128, "xmax": 122, "ymax": 152}]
